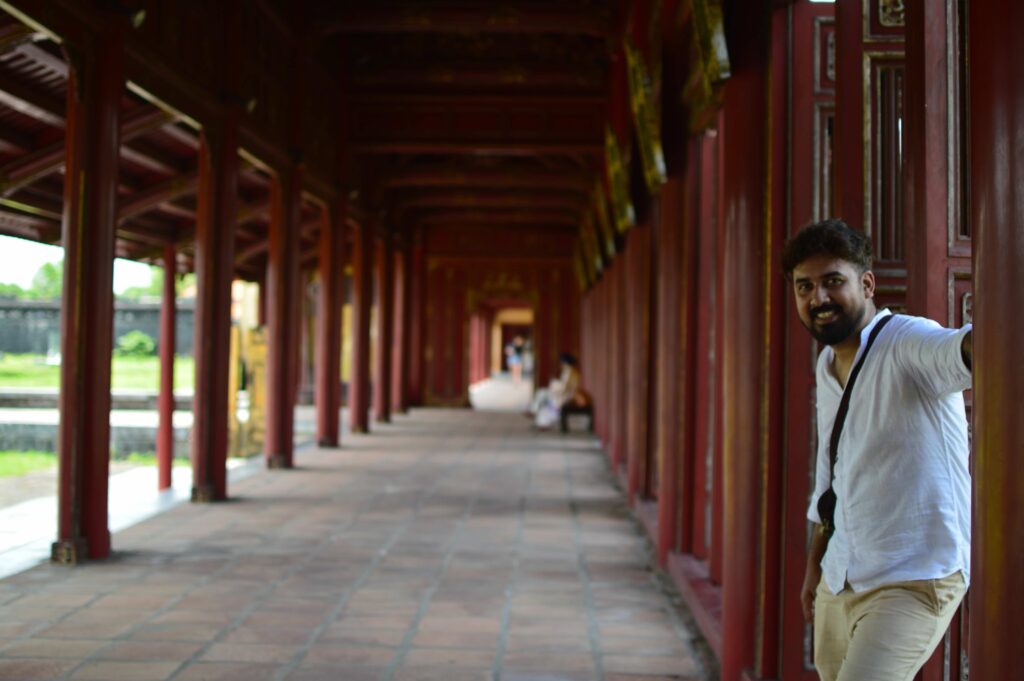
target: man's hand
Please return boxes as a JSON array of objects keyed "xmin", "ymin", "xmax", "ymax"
[
  {"xmin": 801, "ymin": 562, "xmax": 822, "ymax": 623},
  {"xmin": 802, "ymin": 522, "xmax": 829, "ymax": 623}
]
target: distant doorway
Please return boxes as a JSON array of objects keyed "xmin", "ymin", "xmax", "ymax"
[{"xmin": 468, "ymin": 306, "xmax": 533, "ymax": 412}]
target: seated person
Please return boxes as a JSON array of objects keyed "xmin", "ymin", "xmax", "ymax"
[{"xmin": 528, "ymin": 352, "xmax": 588, "ymax": 429}]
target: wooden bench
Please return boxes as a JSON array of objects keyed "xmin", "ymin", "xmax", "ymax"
[{"xmin": 560, "ymin": 402, "xmax": 594, "ymax": 433}]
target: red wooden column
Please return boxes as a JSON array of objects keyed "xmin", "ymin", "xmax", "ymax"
[
  {"xmin": 349, "ymin": 218, "xmax": 373, "ymax": 433},
  {"xmin": 373, "ymin": 234, "xmax": 395, "ymax": 422},
  {"xmin": 265, "ymin": 166, "xmax": 302, "ymax": 468},
  {"xmin": 391, "ymin": 245, "xmax": 411, "ymax": 413},
  {"xmin": 655, "ymin": 177, "xmax": 687, "ymax": 565},
  {"xmin": 968, "ymin": 0, "xmax": 1024, "ymax": 676},
  {"xmin": 191, "ymin": 118, "xmax": 239, "ymax": 502},
  {"xmin": 52, "ymin": 27, "xmax": 124, "ymax": 563},
  {"xmin": 719, "ymin": 6, "xmax": 771, "ymax": 681},
  {"xmin": 316, "ymin": 199, "xmax": 347, "ymax": 447},
  {"xmin": 157, "ymin": 244, "xmax": 177, "ymax": 490},
  {"xmin": 407, "ymin": 233, "xmax": 425, "ymax": 406},
  {"xmin": 625, "ymin": 223, "xmax": 652, "ymax": 502}
]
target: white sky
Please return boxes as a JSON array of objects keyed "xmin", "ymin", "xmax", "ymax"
[{"xmin": 0, "ymin": 235, "xmax": 153, "ymax": 293}]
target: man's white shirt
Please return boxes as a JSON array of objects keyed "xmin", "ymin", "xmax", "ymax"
[{"xmin": 807, "ymin": 309, "xmax": 973, "ymax": 595}]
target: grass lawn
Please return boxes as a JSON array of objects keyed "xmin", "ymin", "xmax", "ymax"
[
  {"xmin": 0, "ymin": 451, "xmax": 161, "ymax": 478},
  {"xmin": 0, "ymin": 354, "xmax": 194, "ymax": 391},
  {"xmin": 0, "ymin": 450, "xmax": 56, "ymax": 477}
]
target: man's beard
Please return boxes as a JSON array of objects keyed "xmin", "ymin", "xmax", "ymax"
[{"xmin": 803, "ymin": 302, "xmax": 867, "ymax": 346}]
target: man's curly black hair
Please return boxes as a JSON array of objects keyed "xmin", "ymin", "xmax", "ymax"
[{"xmin": 781, "ymin": 219, "xmax": 873, "ymax": 279}]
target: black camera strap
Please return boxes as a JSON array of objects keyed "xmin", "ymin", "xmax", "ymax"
[{"xmin": 820, "ymin": 313, "xmax": 895, "ymax": 538}]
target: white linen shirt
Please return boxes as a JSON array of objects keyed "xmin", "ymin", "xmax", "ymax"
[{"xmin": 807, "ymin": 309, "xmax": 973, "ymax": 595}]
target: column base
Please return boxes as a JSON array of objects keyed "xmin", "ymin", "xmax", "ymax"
[
  {"xmin": 317, "ymin": 438, "xmax": 340, "ymax": 448},
  {"xmin": 376, "ymin": 415, "xmax": 391, "ymax": 424},
  {"xmin": 191, "ymin": 484, "xmax": 218, "ymax": 503},
  {"xmin": 351, "ymin": 424, "xmax": 369, "ymax": 434},
  {"xmin": 266, "ymin": 454, "xmax": 290, "ymax": 469},
  {"xmin": 51, "ymin": 538, "xmax": 88, "ymax": 565}
]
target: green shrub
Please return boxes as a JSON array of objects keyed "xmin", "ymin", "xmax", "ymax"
[{"xmin": 116, "ymin": 330, "xmax": 156, "ymax": 357}]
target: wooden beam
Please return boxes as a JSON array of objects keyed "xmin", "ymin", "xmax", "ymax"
[
  {"xmin": 384, "ymin": 168, "xmax": 590, "ymax": 191},
  {"xmin": 118, "ymin": 170, "xmax": 199, "ymax": 223},
  {"xmin": 0, "ymin": 70, "xmax": 65, "ymax": 127},
  {"xmin": 0, "ymin": 208, "xmax": 57, "ymax": 241},
  {"xmin": 14, "ymin": 42, "xmax": 68, "ymax": 77},
  {"xmin": 352, "ymin": 141, "xmax": 602, "ymax": 156},
  {"xmin": 318, "ymin": 4, "xmax": 610, "ymax": 36},
  {"xmin": 398, "ymin": 192, "xmax": 584, "ymax": 211},
  {"xmin": 351, "ymin": 64, "xmax": 604, "ymax": 91},
  {"xmin": 0, "ymin": 106, "xmax": 171, "ymax": 197},
  {"xmin": 419, "ymin": 209, "xmax": 578, "ymax": 226},
  {"xmin": 120, "ymin": 139, "xmax": 186, "ymax": 175}
]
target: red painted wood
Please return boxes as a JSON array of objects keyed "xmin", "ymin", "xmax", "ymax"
[
  {"xmin": 904, "ymin": 0, "xmax": 967, "ymax": 325},
  {"xmin": 190, "ymin": 120, "xmax": 239, "ymax": 501},
  {"xmin": 408, "ymin": 238, "xmax": 425, "ymax": 406},
  {"xmin": 391, "ymin": 246, "xmax": 411, "ymax": 413},
  {"xmin": 157, "ymin": 244, "xmax": 176, "ymax": 490},
  {"xmin": 625, "ymin": 222, "xmax": 652, "ymax": 503},
  {"xmin": 833, "ymin": 0, "xmax": 866, "ymax": 232},
  {"xmin": 655, "ymin": 177, "xmax": 686, "ymax": 565},
  {"xmin": 349, "ymin": 219, "xmax": 373, "ymax": 433},
  {"xmin": 779, "ymin": 4, "xmax": 833, "ymax": 680},
  {"xmin": 373, "ymin": 236, "xmax": 395, "ymax": 422},
  {"xmin": 265, "ymin": 167, "xmax": 302, "ymax": 468},
  {"xmin": 53, "ymin": 29, "xmax": 124, "ymax": 562},
  {"xmin": 719, "ymin": 6, "xmax": 771, "ymax": 678},
  {"xmin": 968, "ymin": 0, "xmax": 1024, "ymax": 676},
  {"xmin": 316, "ymin": 200, "xmax": 346, "ymax": 447}
]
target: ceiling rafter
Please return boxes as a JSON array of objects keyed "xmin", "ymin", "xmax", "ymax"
[{"xmin": 317, "ymin": 4, "xmax": 610, "ymax": 37}]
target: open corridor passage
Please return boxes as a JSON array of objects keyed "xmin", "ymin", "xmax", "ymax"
[{"xmin": 0, "ymin": 409, "xmax": 711, "ymax": 681}]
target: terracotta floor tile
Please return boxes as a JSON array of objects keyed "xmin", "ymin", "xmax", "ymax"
[
  {"xmin": 403, "ymin": 647, "xmax": 497, "ymax": 668},
  {"xmin": 173, "ymin": 661, "xmax": 282, "ymax": 681},
  {"xmin": 0, "ymin": 658, "xmax": 78, "ymax": 679},
  {"xmin": 602, "ymin": 654, "xmax": 701, "ymax": 676},
  {"xmin": 96, "ymin": 640, "xmax": 204, "ymax": 661},
  {"xmin": 0, "ymin": 411, "xmax": 710, "ymax": 681}
]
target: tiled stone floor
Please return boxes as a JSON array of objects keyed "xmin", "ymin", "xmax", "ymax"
[{"xmin": 0, "ymin": 409, "xmax": 711, "ymax": 681}]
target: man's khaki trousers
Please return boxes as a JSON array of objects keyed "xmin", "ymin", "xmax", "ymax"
[{"xmin": 813, "ymin": 572, "xmax": 966, "ymax": 681}]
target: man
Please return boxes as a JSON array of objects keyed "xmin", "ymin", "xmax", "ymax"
[{"xmin": 781, "ymin": 219, "xmax": 973, "ymax": 681}]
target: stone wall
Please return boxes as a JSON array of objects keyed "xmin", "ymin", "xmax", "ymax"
[{"xmin": 0, "ymin": 299, "xmax": 195, "ymax": 355}]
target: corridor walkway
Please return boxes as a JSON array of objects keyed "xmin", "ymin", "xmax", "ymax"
[{"xmin": 0, "ymin": 410, "xmax": 711, "ymax": 681}]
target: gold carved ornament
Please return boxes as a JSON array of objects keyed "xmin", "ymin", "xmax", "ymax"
[
  {"xmin": 592, "ymin": 183, "xmax": 617, "ymax": 258},
  {"xmin": 879, "ymin": 0, "xmax": 905, "ymax": 27},
  {"xmin": 680, "ymin": 0, "xmax": 731, "ymax": 133},
  {"xmin": 604, "ymin": 126, "xmax": 636, "ymax": 234},
  {"xmin": 625, "ymin": 39, "xmax": 667, "ymax": 193}
]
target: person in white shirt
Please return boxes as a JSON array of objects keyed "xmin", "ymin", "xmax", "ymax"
[{"xmin": 781, "ymin": 220, "xmax": 973, "ymax": 681}]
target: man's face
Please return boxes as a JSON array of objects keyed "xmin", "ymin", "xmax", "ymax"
[{"xmin": 791, "ymin": 255, "xmax": 875, "ymax": 347}]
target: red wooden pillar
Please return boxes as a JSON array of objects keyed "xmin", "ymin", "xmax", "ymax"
[
  {"xmin": 191, "ymin": 118, "xmax": 239, "ymax": 502},
  {"xmin": 408, "ymin": 233, "xmax": 425, "ymax": 406},
  {"xmin": 265, "ymin": 167, "xmax": 302, "ymax": 467},
  {"xmin": 391, "ymin": 245, "xmax": 411, "ymax": 413},
  {"xmin": 52, "ymin": 27, "xmax": 124, "ymax": 563},
  {"xmin": 373, "ymin": 234, "xmax": 395, "ymax": 422},
  {"xmin": 968, "ymin": 0, "xmax": 1024, "ymax": 676},
  {"xmin": 349, "ymin": 218, "xmax": 373, "ymax": 433},
  {"xmin": 316, "ymin": 199, "xmax": 346, "ymax": 447},
  {"xmin": 655, "ymin": 177, "xmax": 686, "ymax": 565},
  {"xmin": 720, "ymin": 6, "xmax": 771, "ymax": 681},
  {"xmin": 626, "ymin": 223, "xmax": 652, "ymax": 502},
  {"xmin": 157, "ymin": 244, "xmax": 176, "ymax": 490}
]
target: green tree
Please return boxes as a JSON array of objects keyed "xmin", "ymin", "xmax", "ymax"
[
  {"xmin": 29, "ymin": 261, "xmax": 63, "ymax": 300},
  {"xmin": 0, "ymin": 282, "xmax": 26, "ymax": 299},
  {"xmin": 117, "ymin": 267, "xmax": 196, "ymax": 300}
]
